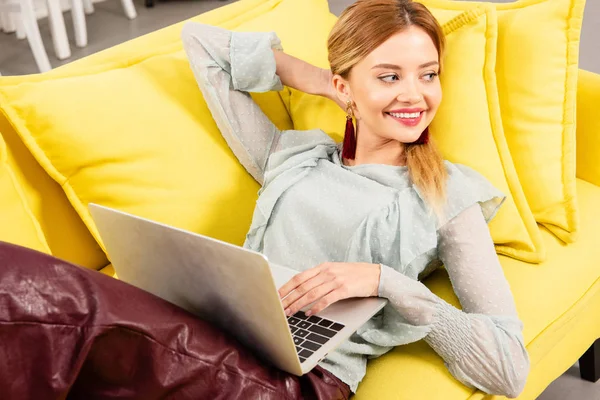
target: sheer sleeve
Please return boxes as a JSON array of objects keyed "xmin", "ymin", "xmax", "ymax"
[
  {"xmin": 181, "ymin": 22, "xmax": 286, "ymax": 185},
  {"xmin": 378, "ymin": 204, "xmax": 530, "ymax": 398}
]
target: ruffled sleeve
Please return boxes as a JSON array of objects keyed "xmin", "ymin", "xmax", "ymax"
[
  {"xmin": 437, "ymin": 162, "xmax": 506, "ymax": 226},
  {"xmin": 369, "ymin": 163, "xmax": 529, "ymax": 398}
]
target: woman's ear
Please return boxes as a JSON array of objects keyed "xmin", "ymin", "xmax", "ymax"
[
  {"xmin": 332, "ymin": 74, "xmax": 352, "ymax": 106},
  {"xmin": 332, "ymin": 73, "xmax": 361, "ymax": 120}
]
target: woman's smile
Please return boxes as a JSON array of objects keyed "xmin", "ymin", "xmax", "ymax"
[{"xmin": 384, "ymin": 108, "xmax": 426, "ymax": 127}]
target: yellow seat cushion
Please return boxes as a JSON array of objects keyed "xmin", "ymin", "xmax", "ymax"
[
  {"xmin": 356, "ymin": 179, "xmax": 600, "ymax": 399},
  {"xmin": 0, "ymin": 133, "xmax": 50, "ymax": 254},
  {"xmin": 419, "ymin": 0, "xmax": 586, "ymax": 244},
  {"xmin": 283, "ymin": 3, "xmax": 545, "ymax": 263},
  {"xmin": 0, "ymin": 0, "xmax": 336, "ymax": 254},
  {"xmin": 0, "ymin": 0, "xmax": 284, "ymax": 268}
]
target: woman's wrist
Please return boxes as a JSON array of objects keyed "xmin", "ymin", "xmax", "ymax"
[
  {"xmin": 272, "ymin": 49, "xmax": 335, "ymax": 99},
  {"xmin": 371, "ymin": 263, "xmax": 382, "ymax": 297}
]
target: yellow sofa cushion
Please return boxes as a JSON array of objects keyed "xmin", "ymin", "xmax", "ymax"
[
  {"xmin": 283, "ymin": 4, "xmax": 545, "ymax": 263},
  {"xmin": 0, "ymin": 0, "xmax": 337, "ymax": 254},
  {"xmin": 100, "ymin": 263, "xmax": 116, "ymax": 277},
  {"xmin": 576, "ymin": 69, "xmax": 600, "ymax": 187},
  {"xmin": 420, "ymin": 0, "xmax": 586, "ymax": 244},
  {"xmin": 356, "ymin": 179, "xmax": 600, "ymax": 399},
  {"xmin": 0, "ymin": 0, "xmax": 284, "ymax": 269},
  {"xmin": 0, "ymin": 115, "xmax": 108, "ymax": 269},
  {"xmin": 0, "ymin": 133, "xmax": 50, "ymax": 254}
]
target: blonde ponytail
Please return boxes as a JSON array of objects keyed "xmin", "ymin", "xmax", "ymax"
[{"xmin": 405, "ymin": 138, "xmax": 447, "ymax": 219}]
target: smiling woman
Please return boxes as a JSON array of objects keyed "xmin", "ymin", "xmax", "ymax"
[{"xmin": 177, "ymin": 0, "xmax": 527, "ymax": 395}]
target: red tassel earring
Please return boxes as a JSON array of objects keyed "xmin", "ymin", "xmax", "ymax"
[
  {"xmin": 342, "ymin": 100, "xmax": 357, "ymax": 160},
  {"xmin": 414, "ymin": 127, "xmax": 430, "ymax": 145}
]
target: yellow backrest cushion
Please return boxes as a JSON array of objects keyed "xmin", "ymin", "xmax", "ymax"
[
  {"xmin": 0, "ymin": 0, "xmax": 282, "ymax": 269},
  {"xmin": 576, "ymin": 69, "xmax": 600, "ymax": 187},
  {"xmin": 0, "ymin": 133, "xmax": 50, "ymax": 254},
  {"xmin": 420, "ymin": 0, "xmax": 586, "ymax": 244},
  {"xmin": 0, "ymin": 0, "xmax": 331, "ymax": 254},
  {"xmin": 0, "ymin": 117, "xmax": 107, "ymax": 269},
  {"xmin": 284, "ymin": 4, "xmax": 545, "ymax": 263}
]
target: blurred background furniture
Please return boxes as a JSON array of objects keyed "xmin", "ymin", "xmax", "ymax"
[
  {"xmin": 83, "ymin": 0, "xmax": 136, "ymax": 19},
  {"xmin": 0, "ymin": 0, "xmax": 137, "ymax": 75},
  {"xmin": 0, "ymin": 0, "xmax": 52, "ymax": 72},
  {"xmin": 46, "ymin": 0, "xmax": 87, "ymax": 56},
  {"xmin": 0, "ymin": 0, "xmax": 87, "ymax": 66}
]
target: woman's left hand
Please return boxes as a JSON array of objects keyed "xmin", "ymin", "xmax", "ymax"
[{"xmin": 278, "ymin": 262, "xmax": 381, "ymax": 317}]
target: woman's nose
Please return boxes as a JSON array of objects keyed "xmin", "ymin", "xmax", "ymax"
[{"xmin": 396, "ymin": 81, "xmax": 423, "ymax": 104}]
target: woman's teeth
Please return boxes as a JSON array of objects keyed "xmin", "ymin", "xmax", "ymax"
[{"xmin": 388, "ymin": 112, "xmax": 421, "ymax": 119}]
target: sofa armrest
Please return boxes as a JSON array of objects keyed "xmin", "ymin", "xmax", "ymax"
[{"xmin": 576, "ymin": 69, "xmax": 600, "ymax": 187}]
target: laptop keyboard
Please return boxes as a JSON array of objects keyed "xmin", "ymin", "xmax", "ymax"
[{"xmin": 287, "ymin": 311, "xmax": 345, "ymax": 363}]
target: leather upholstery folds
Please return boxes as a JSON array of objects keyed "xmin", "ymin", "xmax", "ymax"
[{"xmin": 0, "ymin": 241, "xmax": 350, "ymax": 399}]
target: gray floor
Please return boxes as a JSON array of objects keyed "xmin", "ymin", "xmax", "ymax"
[
  {"xmin": 538, "ymin": 361, "xmax": 600, "ymax": 400},
  {"xmin": 1, "ymin": 0, "xmax": 599, "ymax": 398}
]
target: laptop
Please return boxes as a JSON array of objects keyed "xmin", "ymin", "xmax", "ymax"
[{"xmin": 89, "ymin": 203, "xmax": 388, "ymax": 376}]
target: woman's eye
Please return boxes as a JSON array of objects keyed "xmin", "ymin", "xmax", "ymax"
[
  {"xmin": 424, "ymin": 72, "xmax": 439, "ymax": 82},
  {"xmin": 379, "ymin": 75, "xmax": 399, "ymax": 83}
]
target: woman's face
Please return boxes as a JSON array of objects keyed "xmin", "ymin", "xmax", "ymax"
[{"xmin": 338, "ymin": 26, "xmax": 442, "ymax": 146}]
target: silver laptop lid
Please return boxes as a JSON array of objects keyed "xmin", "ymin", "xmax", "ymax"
[{"xmin": 89, "ymin": 203, "xmax": 303, "ymax": 375}]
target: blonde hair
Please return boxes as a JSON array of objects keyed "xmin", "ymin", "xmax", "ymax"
[{"xmin": 328, "ymin": 0, "xmax": 448, "ymax": 216}]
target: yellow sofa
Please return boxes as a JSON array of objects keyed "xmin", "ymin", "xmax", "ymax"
[{"xmin": 0, "ymin": 0, "xmax": 599, "ymax": 399}]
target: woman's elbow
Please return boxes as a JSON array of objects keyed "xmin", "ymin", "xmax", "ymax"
[
  {"xmin": 503, "ymin": 376, "xmax": 526, "ymax": 398},
  {"xmin": 501, "ymin": 352, "xmax": 530, "ymax": 398}
]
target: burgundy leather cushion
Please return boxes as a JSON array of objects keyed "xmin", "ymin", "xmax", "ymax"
[{"xmin": 0, "ymin": 241, "xmax": 350, "ymax": 399}]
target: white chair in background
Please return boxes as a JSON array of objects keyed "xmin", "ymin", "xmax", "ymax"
[
  {"xmin": 0, "ymin": 0, "xmax": 87, "ymax": 70},
  {"xmin": 47, "ymin": 0, "xmax": 88, "ymax": 54},
  {"xmin": 0, "ymin": 0, "xmax": 134, "ymax": 75},
  {"xmin": 0, "ymin": 0, "xmax": 52, "ymax": 72},
  {"xmin": 82, "ymin": 0, "xmax": 136, "ymax": 20}
]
